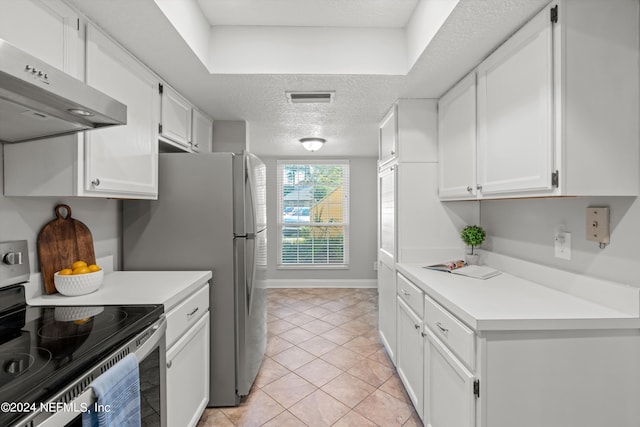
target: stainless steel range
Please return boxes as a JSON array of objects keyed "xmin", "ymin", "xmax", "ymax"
[{"xmin": 0, "ymin": 241, "xmax": 166, "ymax": 426}]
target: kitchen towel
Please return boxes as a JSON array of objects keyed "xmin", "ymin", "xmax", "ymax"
[{"xmin": 82, "ymin": 354, "xmax": 141, "ymax": 427}]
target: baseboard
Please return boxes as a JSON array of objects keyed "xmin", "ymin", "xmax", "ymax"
[{"xmin": 265, "ymin": 279, "xmax": 377, "ymax": 289}]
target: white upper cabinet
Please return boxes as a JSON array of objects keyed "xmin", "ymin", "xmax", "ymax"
[
  {"xmin": 2, "ymin": 7, "xmax": 157, "ymax": 199},
  {"xmin": 379, "ymin": 100, "xmax": 439, "ymax": 166},
  {"xmin": 477, "ymin": 7, "xmax": 554, "ymax": 196},
  {"xmin": 379, "ymin": 107, "xmax": 397, "ymax": 166},
  {"xmin": 438, "ymin": 72, "xmax": 477, "ymax": 199},
  {"xmin": 160, "ymin": 84, "xmax": 192, "ymax": 149},
  {"xmin": 83, "ymin": 24, "xmax": 158, "ymax": 198},
  {"xmin": 0, "ymin": 0, "xmax": 81, "ymax": 78},
  {"xmin": 439, "ymin": 0, "xmax": 639, "ymax": 200},
  {"xmin": 191, "ymin": 108, "xmax": 213, "ymax": 153}
]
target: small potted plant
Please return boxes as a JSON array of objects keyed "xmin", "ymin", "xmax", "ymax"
[{"xmin": 461, "ymin": 225, "xmax": 486, "ymax": 265}]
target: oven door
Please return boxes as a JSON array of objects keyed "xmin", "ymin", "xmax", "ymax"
[{"xmin": 26, "ymin": 316, "xmax": 167, "ymax": 427}]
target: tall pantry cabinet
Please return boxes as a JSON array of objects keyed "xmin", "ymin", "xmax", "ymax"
[{"xmin": 377, "ymin": 99, "xmax": 476, "ymax": 365}]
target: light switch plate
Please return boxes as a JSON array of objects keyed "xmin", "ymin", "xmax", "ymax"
[{"xmin": 586, "ymin": 207, "xmax": 610, "ymax": 245}]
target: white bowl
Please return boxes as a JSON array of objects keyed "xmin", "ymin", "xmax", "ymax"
[{"xmin": 54, "ymin": 269, "xmax": 104, "ymax": 296}]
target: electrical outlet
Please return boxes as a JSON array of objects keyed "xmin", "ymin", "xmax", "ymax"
[
  {"xmin": 586, "ymin": 207, "xmax": 610, "ymax": 246},
  {"xmin": 554, "ymin": 227, "xmax": 571, "ymax": 260}
]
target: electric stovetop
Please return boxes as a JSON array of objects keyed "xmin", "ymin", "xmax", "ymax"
[{"xmin": 0, "ymin": 285, "xmax": 163, "ymax": 426}]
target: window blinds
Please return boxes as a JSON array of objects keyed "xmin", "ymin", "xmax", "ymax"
[{"xmin": 277, "ymin": 160, "xmax": 350, "ymax": 266}]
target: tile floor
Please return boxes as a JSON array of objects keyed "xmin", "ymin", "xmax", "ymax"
[{"xmin": 197, "ymin": 288, "xmax": 421, "ymax": 427}]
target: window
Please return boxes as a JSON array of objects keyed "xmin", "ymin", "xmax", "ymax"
[{"xmin": 277, "ymin": 160, "xmax": 349, "ymax": 267}]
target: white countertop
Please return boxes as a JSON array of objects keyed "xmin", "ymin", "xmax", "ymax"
[
  {"xmin": 28, "ymin": 270, "xmax": 212, "ymax": 312},
  {"xmin": 397, "ymin": 261, "xmax": 640, "ymax": 332}
]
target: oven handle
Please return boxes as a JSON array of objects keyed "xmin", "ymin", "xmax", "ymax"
[{"xmin": 36, "ymin": 316, "xmax": 167, "ymax": 427}]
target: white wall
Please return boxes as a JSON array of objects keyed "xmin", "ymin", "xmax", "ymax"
[
  {"xmin": 0, "ymin": 148, "xmax": 121, "ymax": 278},
  {"xmin": 209, "ymin": 26, "xmax": 406, "ymax": 75},
  {"xmin": 480, "ymin": 196, "xmax": 640, "ymax": 287},
  {"xmin": 262, "ymin": 156, "xmax": 378, "ymax": 287}
]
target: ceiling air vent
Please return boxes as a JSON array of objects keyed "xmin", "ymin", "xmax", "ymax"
[{"xmin": 285, "ymin": 91, "xmax": 335, "ymax": 104}]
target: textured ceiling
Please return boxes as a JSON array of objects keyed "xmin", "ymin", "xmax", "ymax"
[
  {"xmin": 68, "ymin": 0, "xmax": 549, "ymax": 158},
  {"xmin": 197, "ymin": 0, "xmax": 419, "ymax": 28}
]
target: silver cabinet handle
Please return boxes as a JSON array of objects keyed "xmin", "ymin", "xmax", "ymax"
[
  {"xmin": 476, "ymin": 184, "xmax": 482, "ymax": 191},
  {"xmin": 401, "ymin": 289, "xmax": 410, "ymax": 297},
  {"xmin": 467, "ymin": 186, "xmax": 473, "ymax": 192},
  {"xmin": 91, "ymin": 178, "xmax": 100, "ymax": 187},
  {"xmin": 421, "ymin": 331, "xmax": 427, "ymax": 338},
  {"xmin": 436, "ymin": 322, "xmax": 449, "ymax": 336},
  {"xmin": 166, "ymin": 360, "xmax": 172, "ymax": 369},
  {"xmin": 414, "ymin": 324, "xmax": 420, "ymax": 330},
  {"xmin": 187, "ymin": 307, "xmax": 199, "ymax": 319},
  {"xmin": 391, "ymin": 150, "xmax": 396, "ymax": 155}
]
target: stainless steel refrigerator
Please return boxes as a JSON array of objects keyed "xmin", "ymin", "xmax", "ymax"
[{"xmin": 122, "ymin": 152, "xmax": 267, "ymax": 407}]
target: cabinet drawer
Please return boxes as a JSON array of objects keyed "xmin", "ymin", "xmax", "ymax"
[
  {"xmin": 397, "ymin": 273, "xmax": 424, "ymax": 318},
  {"xmin": 166, "ymin": 284, "xmax": 209, "ymax": 348},
  {"xmin": 424, "ymin": 294, "xmax": 475, "ymax": 370}
]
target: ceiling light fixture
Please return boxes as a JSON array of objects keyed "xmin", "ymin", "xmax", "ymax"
[{"xmin": 299, "ymin": 137, "xmax": 325, "ymax": 152}]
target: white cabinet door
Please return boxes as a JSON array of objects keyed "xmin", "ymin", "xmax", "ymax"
[
  {"xmin": 167, "ymin": 312, "xmax": 210, "ymax": 427},
  {"xmin": 438, "ymin": 72, "xmax": 477, "ymax": 199},
  {"xmin": 191, "ymin": 108, "xmax": 213, "ymax": 153},
  {"xmin": 477, "ymin": 8, "xmax": 554, "ymax": 196},
  {"xmin": 0, "ymin": 0, "xmax": 81, "ymax": 78},
  {"xmin": 379, "ymin": 106, "xmax": 397, "ymax": 166},
  {"xmin": 160, "ymin": 84, "xmax": 192, "ymax": 149},
  {"xmin": 378, "ymin": 259, "xmax": 396, "ymax": 364},
  {"xmin": 378, "ymin": 164, "xmax": 396, "ymax": 266},
  {"xmin": 84, "ymin": 24, "xmax": 158, "ymax": 199},
  {"xmin": 397, "ymin": 297, "xmax": 424, "ymax": 419},
  {"xmin": 424, "ymin": 328, "xmax": 476, "ymax": 427}
]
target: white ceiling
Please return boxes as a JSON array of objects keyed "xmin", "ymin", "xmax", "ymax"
[{"xmin": 68, "ymin": 0, "xmax": 549, "ymax": 158}]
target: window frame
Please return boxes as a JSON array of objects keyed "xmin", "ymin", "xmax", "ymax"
[{"xmin": 277, "ymin": 159, "xmax": 350, "ymax": 269}]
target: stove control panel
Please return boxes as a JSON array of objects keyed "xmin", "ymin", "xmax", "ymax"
[{"xmin": 0, "ymin": 240, "xmax": 30, "ymax": 287}]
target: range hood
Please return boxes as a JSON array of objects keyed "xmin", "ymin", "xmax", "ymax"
[{"xmin": 0, "ymin": 38, "xmax": 126, "ymax": 143}]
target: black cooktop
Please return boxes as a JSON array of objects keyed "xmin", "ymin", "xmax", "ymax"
[{"xmin": 0, "ymin": 285, "xmax": 163, "ymax": 426}]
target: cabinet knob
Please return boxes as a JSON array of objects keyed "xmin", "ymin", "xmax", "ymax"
[
  {"xmin": 166, "ymin": 360, "xmax": 172, "ymax": 369},
  {"xmin": 391, "ymin": 150, "xmax": 396, "ymax": 155},
  {"xmin": 421, "ymin": 331, "xmax": 427, "ymax": 338},
  {"xmin": 476, "ymin": 184, "xmax": 483, "ymax": 191},
  {"xmin": 91, "ymin": 178, "xmax": 100, "ymax": 187},
  {"xmin": 414, "ymin": 324, "xmax": 420, "ymax": 330},
  {"xmin": 466, "ymin": 186, "xmax": 473, "ymax": 192},
  {"xmin": 193, "ymin": 143, "xmax": 199, "ymax": 149}
]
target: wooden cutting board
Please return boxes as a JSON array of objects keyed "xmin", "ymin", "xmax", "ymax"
[{"xmin": 37, "ymin": 204, "xmax": 96, "ymax": 294}]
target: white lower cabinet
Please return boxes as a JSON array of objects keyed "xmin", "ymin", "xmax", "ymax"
[
  {"xmin": 396, "ymin": 297, "xmax": 424, "ymax": 419},
  {"xmin": 165, "ymin": 282, "xmax": 210, "ymax": 427},
  {"xmin": 167, "ymin": 313, "xmax": 210, "ymax": 427},
  {"xmin": 389, "ymin": 269, "xmax": 640, "ymax": 427},
  {"xmin": 424, "ymin": 328, "xmax": 476, "ymax": 427}
]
